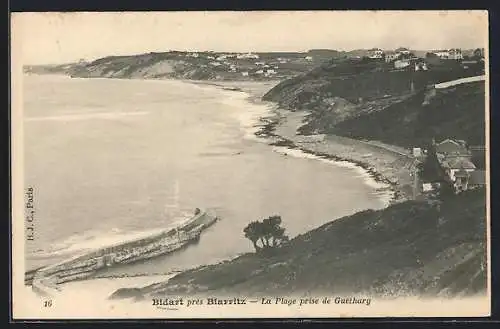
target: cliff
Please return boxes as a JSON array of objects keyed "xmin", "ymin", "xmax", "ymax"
[
  {"xmin": 331, "ymin": 81, "xmax": 486, "ymax": 148},
  {"xmin": 262, "ymin": 57, "xmax": 485, "ymax": 148},
  {"xmin": 23, "ymin": 51, "xmax": 332, "ymax": 81},
  {"xmin": 112, "ymin": 188, "xmax": 487, "ymax": 299}
]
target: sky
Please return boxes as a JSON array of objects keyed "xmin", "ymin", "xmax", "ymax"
[{"xmin": 11, "ymin": 11, "xmax": 489, "ymax": 65}]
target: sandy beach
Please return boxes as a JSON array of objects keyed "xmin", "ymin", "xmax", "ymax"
[{"xmin": 192, "ymin": 79, "xmax": 416, "ymax": 204}]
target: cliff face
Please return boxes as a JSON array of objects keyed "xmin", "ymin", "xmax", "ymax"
[
  {"xmin": 331, "ymin": 81, "xmax": 486, "ymax": 148},
  {"xmin": 262, "ymin": 57, "xmax": 486, "ymax": 148},
  {"xmin": 24, "ymin": 51, "xmax": 329, "ymax": 81},
  {"xmin": 122, "ymin": 188, "xmax": 486, "ymax": 298}
]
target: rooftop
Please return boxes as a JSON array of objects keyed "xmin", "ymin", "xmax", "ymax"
[{"xmin": 442, "ymin": 157, "xmax": 476, "ymax": 170}]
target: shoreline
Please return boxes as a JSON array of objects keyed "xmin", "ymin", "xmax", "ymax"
[
  {"xmin": 27, "ymin": 75, "xmax": 413, "ymax": 299},
  {"xmin": 185, "ymin": 78, "xmax": 412, "ymax": 205}
]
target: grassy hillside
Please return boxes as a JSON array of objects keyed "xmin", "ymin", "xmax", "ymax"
[
  {"xmin": 262, "ymin": 57, "xmax": 485, "ymax": 148},
  {"xmin": 24, "ymin": 51, "xmax": 330, "ymax": 81},
  {"xmin": 111, "ymin": 188, "xmax": 486, "ymax": 299},
  {"xmin": 330, "ymin": 81, "xmax": 486, "ymax": 148}
]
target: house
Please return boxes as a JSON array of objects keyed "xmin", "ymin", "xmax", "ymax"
[
  {"xmin": 396, "ymin": 47, "xmax": 411, "ymax": 55},
  {"xmin": 474, "ymin": 48, "xmax": 485, "ymax": 58},
  {"xmin": 305, "ymin": 56, "xmax": 313, "ymax": 61},
  {"xmin": 255, "ymin": 70, "xmax": 264, "ymax": 74},
  {"xmin": 440, "ymin": 156, "xmax": 476, "ymax": 182},
  {"xmin": 414, "ymin": 60, "xmax": 428, "ymax": 71},
  {"xmin": 237, "ymin": 53, "xmax": 259, "ymax": 59},
  {"xmin": 448, "ymin": 48, "xmax": 463, "ymax": 60},
  {"xmin": 453, "ymin": 169, "xmax": 486, "ymax": 192},
  {"xmin": 368, "ymin": 48, "xmax": 384, "ymax": 59},
  {"xmin": 209, "ymin": 61, "xmax": 222, "ymax": 67},
  {"xmin": 422, "ymin": 183, "xmax": 435, "ymax": 192},
  {"xmin": 241, "ymin": 71, "xmax": 249, "ymax": 77},
  {"xmin": 435, "ymin": 139, "xmax": 469, "ymax": 156},
  {"xmin": 454, "ymin": 169, "xmax": 470, "ymax": 192},
  {"xmin": 384, "ymin": 51, "xmax": 400, "ymax": 63},
  {"xmin": 433, "ymin": 50, "xmax": 450, "ymax": 59},
  {"xmin": 394, "ymin": 59, "xmax": 411, "ymax": 69},
  {"xmin": 413, "ymin": 147, "xmax": 423, "ymax": 157},
  {"xmin": 216, "ymin": 55, "xmax": 227, "ymax": 61},
  {"xmin": 255, "ymin": 61, "xmax": 266, "ymax": 66},
  {"xmin": 266, "ymin": 69, "xmax": 276, "ymax": 74}
]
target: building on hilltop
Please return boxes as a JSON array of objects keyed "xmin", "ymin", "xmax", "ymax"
[
  {"xmin": 394, "ymin": 59, "xmax": 411, "ymax": 69},
  {"xmin": 395, "ymin": 47, "xmax": 411, "ymax": 55},
  {"xmin": 431, "ymin": 49, "xmax": 463, "ymax": 60},
  {"xmin": 432, "ymin": 50, "xmax": 450, "ymax": 59},
  {"xmin": 448, "ymin": 48, "xmax": 463, "ymax": 60},
  {"xmin": 236, "ymin": 53, "xmax": 259, "ymax": 59},
  {"xmin": 414, "ymin": 58, "xmax": 428, "ymax": 71},
  {"xmin": 435, "ymin": 139, "xmax": 469, "ymax": 156},
  {"xmin": 367, "ymin": 48, "xmax": 384, "ymax": 59},
  {"xmin": 384, "ymin": 51, "xmax": 400, "ymax": 63},
  {"xmin": 454, "ymin": 168, "xmax": 486, "ymax": 192},
  {"xmin": 440, "ymin": 156, "xmax": 476, "ymax": 185},
  {"xmin": 474, "ymin": 48, "xmax": 485, "ymax": 59}
]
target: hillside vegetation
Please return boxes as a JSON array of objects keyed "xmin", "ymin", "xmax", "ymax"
[
  {"xmin": 331, "ymin": 81, "xmax": 485, "ymax": 148},
  {"xmin": 263, "ymin": 57, "xmax": 485, "ymax": 148},
  {"xmin": 112, "ymin": 188, "xmax": 486, "ymax": 299}
]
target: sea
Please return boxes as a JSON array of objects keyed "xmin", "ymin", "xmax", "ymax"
[{"xmin": 22, "ymin": 74, "xmax": 389, "ymax": 276}]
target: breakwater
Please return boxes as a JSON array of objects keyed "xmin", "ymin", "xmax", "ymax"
[{"xmin": 29, "ymin": 210, "xmax": 219, "ymax": 297}]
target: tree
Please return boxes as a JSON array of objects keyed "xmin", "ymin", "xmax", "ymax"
[
  {"xmin": 438, "ymin": 179, "xmax": 456, "ymax": 201},
  {"xmin": 418, "ymin": 141, "xmax": 446, "ymax": 182},
  {"xmin": 243, "ymin": 215, "xmax": 289, "ymax": 252},
  {"xmin": 243, "ymin": 221, "xmax": 264, "ymax": 252}
]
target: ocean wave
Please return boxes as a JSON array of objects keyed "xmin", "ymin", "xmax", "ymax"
[
  {"xmin": 30, "ymin": 212, "xmax": 200, "ymax": 259},
  {"xmin": 217, "ymin": 91, "xmax": 275, "ymax": 142}
]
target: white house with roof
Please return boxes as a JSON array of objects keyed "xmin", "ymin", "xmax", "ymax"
[
  {"xmin": 396, "ymin": 47, "xmax": 411, "ymax": 55},
  {"xmin": 236, "ymin": 53, "xmax": 259, "ymax": 59},
  {"xmin": 433, "ymin": 50, "xmax": 450, "ymax": 59},
  {"xmin": 454, "ymin": 168, "xmax": 485, "ymax": 192},
  {"xmin": 385, "ymin": 51, "xmax": 400, "ymax": 63},
  {"xmin": 435, "ymin": 139, "xmax": 469, "ymax": 156},
  {"xmin": 394, "ymin": 59, "xmax": 411, "ymax": 69},
  {"xmin": 441, "ymin": 157, "xmax": 477, "ymax": 182},
  {"xmin": 368, "ymin": 48, "xmax": 384, "ymax": 59},
  {"xmin": 448, "ymin": 48, "xmax": 463, "ymax": 60}
]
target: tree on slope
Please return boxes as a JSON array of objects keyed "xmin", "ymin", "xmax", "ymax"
[{"xmin": 243, "ymin": 215, "xmax": 289, "ymax": 253}]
